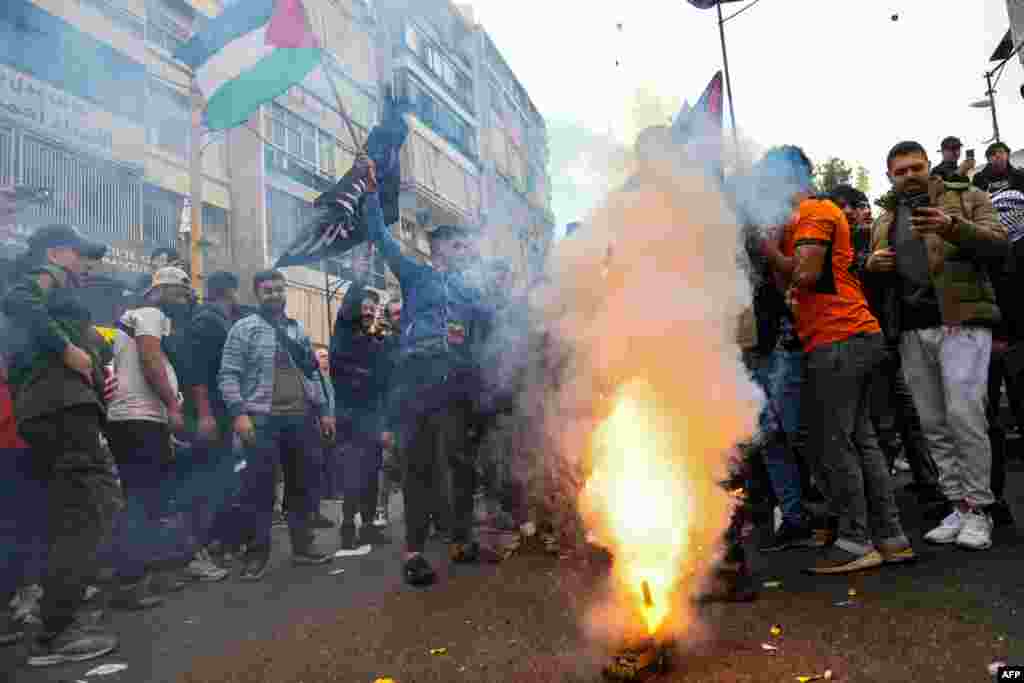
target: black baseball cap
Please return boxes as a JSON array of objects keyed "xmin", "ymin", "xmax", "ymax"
[
  {"xmin": 940, "ymin": 136, "xmax": 963, "ymax": 150},
  {"xmin": 28, "ymin": 224, "xmax": 107, "ymax": 260}
]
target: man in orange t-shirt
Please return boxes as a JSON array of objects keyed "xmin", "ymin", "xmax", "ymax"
[{"xmin": 759, "ymin": 146, "xmax": 911, "ymax": 576}]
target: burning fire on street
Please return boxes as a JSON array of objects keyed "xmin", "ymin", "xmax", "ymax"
[{"xmin": 537, "ymin": 134, "xmax": 762, "ymax": 677}]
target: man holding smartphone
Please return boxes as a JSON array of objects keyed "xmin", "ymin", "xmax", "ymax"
[
  {"xmin": 931, "ymin": 136, "xmax": 974, "ymax": 183},
  {"xmin": 866, "ymin": 141, "xmax": 1006, "ymax": 550}
]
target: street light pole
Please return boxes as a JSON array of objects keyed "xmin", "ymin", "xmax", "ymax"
[
  {"xmin": 985, "ymin": 70, "xmax": 1001, "ymax": 144},
  {"xmin": 716, "ymin": 1, "xmax": 740, "ymax": 149}
]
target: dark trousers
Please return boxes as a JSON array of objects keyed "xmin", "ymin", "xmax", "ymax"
[
  {"xmin": 870, "ymin": 345, "xmax": 940, "ymax": 489},
  {"xmin": 18, "ymin": 406, "xmax": 123, "ymax": 634},
  {"xmin": 339, "ymin": 415, "xmax": 382, "ymax": 526},
  {"xmin": 397, "ymin": 360, "xmax": 477, "ymax": 553},
  {"xmin": 805, "ymin": 333, "xmax": 904, "ymax": 550},
  {"xmin": 987, "ymin": 349, "xmax": 1020, "ymax": 500},
  {"xmin": 105, "ymin": 420, "xmax": 179, "ymax": 582},
  {"xmin": 0, "ymin": 446, "xmax": 48, "ymax": 596},
  {"xmin": 173, "ymin": 434, "xmax": 239, "ymax": 549},
  {"xmin": 237, "ymin": 414, "xmax": 318, "ymax": 553}
]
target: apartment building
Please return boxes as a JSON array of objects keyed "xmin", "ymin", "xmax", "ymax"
[{"xmin": 0, "ymin": 0, "xmax": 553, "ymax": 344}]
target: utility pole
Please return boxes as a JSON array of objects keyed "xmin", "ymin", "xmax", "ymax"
[
  {"xmin": 985, "ymin": 70, "xmax": 1001, "ymax": 143},
  {"xmin": 716, "ymin": 1, "xmax": 740, "ymax": 149}
]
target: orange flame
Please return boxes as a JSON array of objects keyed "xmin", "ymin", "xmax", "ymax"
[{"xmin": 583, "ymin": 381, "xmax": 693, "ymax": 635}]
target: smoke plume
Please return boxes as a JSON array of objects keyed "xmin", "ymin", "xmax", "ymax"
[{"xmin": 519, "ymin": 124, "xmax": 763, "ymax": 651}]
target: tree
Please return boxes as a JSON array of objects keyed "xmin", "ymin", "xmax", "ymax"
[
  {"xmin": 854, "ymin": 165, "xmax": 870, "ymax": 196},
  {"xmin": 813, "ymin": 157, "xmax": 853, "ymax": 194}
]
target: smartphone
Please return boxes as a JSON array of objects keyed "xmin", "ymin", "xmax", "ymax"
[{"xmin": 966, "ymin": 149, "xmax": 976, "ymax": 160}]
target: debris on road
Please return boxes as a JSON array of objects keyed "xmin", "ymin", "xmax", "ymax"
[
  {"xmin": 760, "ymin": 643, "xmax": 778, "ymax": 653},
  {"xmin": 795, "ymin": 670, "xmax": 832, "ymax": 682},
  {"xmin": 847, "ymin": 588, "xmax": 857, "ymax": 598},
  {"xmin": 329, "ymin": 568, "xmax": 346, "ymax": 576},
  {"xmin": 85, "ymin": 663, "xmax": 129, "ymax": 676},
  {"xmin": 770, "ymin": 625, "xmax": 782, "ymax": 638},
  {"xmin": 334, "ymin": 545, "xmax": 372, "ymax": 558},
  {"xmin": 763, "ymin": 581, "xmax": 782, "ymax": 588},
  {"xmin": 429, "ymin": 648, "xmax": 448, "ymax": 656},
  {"xmin": 373, "ymin": 678, "xmax": 396, "ymax": 683}
]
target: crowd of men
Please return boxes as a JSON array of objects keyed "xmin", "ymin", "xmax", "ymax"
[{"xmin": 1, "ymin": 135, "xmax": 1022, "ymax": 669}]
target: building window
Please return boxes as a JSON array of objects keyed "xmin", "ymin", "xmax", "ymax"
[
  {"xmin": 265, "ymin": 103, "xmax": 343, "ymax": 192},
  {"xmin": 18, "ymin": 133, "xmax": 143, "ymax": 245},
  {"xmin": 403, "ymin": 23, "xmax": 474, "ymax": 112},
  {"xmin": 397, "ymin": 72, "xmax": 476, "ymax": 159},
  {"xmin": 143, "ymin": 184, "xmax": 184, "ymax": 248},
  {"xmin": 0, "ymin": 127, "xmax": 12, "ymax": 187},
  {"xmin": 148, "ymin": 79, "xmax": 191, "ymax": 158},
  {"xmin": 147, "ymin": 0, "xmax": 193, "ymax": 54}
]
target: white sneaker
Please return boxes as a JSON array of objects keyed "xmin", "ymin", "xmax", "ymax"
[
  {"xmin": 955, "ymin": 510, "xmax": 993, "ymax": 550},
  {"xmin": 183, "ymin": 550, "xmax": 230, "ymax": 582},
  {"xmin": 924, "ymin": 510, "xmax": 965, "ymax": 544}
]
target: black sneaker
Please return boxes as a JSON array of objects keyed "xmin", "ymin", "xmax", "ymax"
[
  {"xmin": 239, "ymin": 553, "xmax": 270, "ymax": 582},
  {"xmin": 108, "ymin": 575, "xmax": 164, "ymax": 611},
  {"xmin": 759, "ymin": 521, "xmax": 814, "ymax": 552},
  {"xmin": 403, "ymin": 554, "xmax": 436, "ymax": 586},
  {"xmin": 1, "ymin": 612, "xmax": 23, "ymax": 646},
  {"xmin": 27, "ymin": 624, "xmax": 118, "ymax": 667},
  {"xmin": 988, "ymin": 499, "xmax": 1016, "ymax": 529},
  {"xmin": 310, "ymin": 512, "xmax": 335, "ymax": 529},
  {"xmin": 292, "ymin": 550, "xmax": 333, "ymax": 566},
  {"xmin": 359, "ymin": 525, "xmax": 392, "ymax": 546},
  {"xmin": 340, "ymin": 523, "xmax": 357, "ymax": 551}
]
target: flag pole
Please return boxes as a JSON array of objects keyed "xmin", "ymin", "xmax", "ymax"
[
  {"xmin": 190, "ymin": 78, "xmax": 204, "ymax": 295},
  {"xmin": 716, "ymin": 1, "xmax": 740, "ymax": 150}
]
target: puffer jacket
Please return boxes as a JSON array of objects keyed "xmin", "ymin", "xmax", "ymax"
[{"xmin": 868, "ymin": 177, "xmax": 1007, "ymax": 337}]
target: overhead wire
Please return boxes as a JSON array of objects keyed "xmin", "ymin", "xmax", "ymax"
[{"xmin": 720, "ymin": 0, "xmax": 765, "ymax": 25}]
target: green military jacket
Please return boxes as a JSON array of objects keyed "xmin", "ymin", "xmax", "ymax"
[{"xmin": 2, "ymin": 263, "xmax": 110, "ymax": 424}]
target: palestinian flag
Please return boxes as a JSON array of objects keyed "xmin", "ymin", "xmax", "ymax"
[{"xmin": 174, "ymin": 0, "xmax": 321, "ymax": 131}]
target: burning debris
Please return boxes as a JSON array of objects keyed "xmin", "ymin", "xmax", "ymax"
[{"xmin": 603, "ymin": 637, "xmax": 676, "ymax": 681}]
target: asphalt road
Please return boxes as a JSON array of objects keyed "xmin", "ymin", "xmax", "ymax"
[{"xmin": 3, "ymin": 463, "xmax": 1023, "ymax": 683}]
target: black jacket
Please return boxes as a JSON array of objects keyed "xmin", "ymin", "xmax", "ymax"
[
  {"xmin": 329, "ymin": 283, "xmax": 391, "ymax": 426},
  {"xmin": 184, "ymin": 303, "xmax": 236, "ymax": 422},
  {"xmin": 973, "ymin": 163, "xmax": 1024, "ymax": 195}
]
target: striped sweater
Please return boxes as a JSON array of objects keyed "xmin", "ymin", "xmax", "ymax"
[{"xmin": 218, "ymin": 313, "xmax": 327, "ymax": 418}]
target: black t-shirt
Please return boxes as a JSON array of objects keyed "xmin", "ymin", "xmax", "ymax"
[{"xmin": 973, "ymin": 164, "xmax": 1024, "ymax": 195}]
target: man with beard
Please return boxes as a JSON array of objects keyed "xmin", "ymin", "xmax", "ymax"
[
  {"xmin": 972, "ymin": 142, "xmax": 1024, "ymax": 196},
  {"xmin": 361, "ymin": 163, "xmax": 490, "ymax": 586},
  {"xmin": 105, "ymin": 267, "xmax": 195, "ymax": 608},
  {"xmin": 931, "ymin": 136, "xmax": 974, "ymax": 183},
  {"xmin": 219, "ymin": 270, "xmax": 335, "ymax": 580},
  {"xmin": 866, "ymin": 141, "xmax": 1006, "ymax": 550},
  {"xmin": 330, "ymin": 283, "xmax": 392, "ymax": 549},
  {"xmin": 760, "ymin": 146, "xmax": 913, "ymax": 574}
]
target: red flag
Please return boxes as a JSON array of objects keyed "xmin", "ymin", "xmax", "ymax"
[{"xmin": 673, "ymin": 71, "xmax": 723, "ymax": 136}]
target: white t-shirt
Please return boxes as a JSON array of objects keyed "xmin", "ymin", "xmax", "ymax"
[{"xmin": 107, "ymin": 307, "xmax": 179, "ymax": 423}]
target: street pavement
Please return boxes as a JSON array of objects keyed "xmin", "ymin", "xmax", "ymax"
[{"xmin": 3, "ymin": 463, "xmax": 1023, "ymax": 683}]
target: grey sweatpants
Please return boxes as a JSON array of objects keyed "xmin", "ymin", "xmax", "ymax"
[{"xmin": 900, "ymin": 326, "xmax": 994, "ymax": 507}]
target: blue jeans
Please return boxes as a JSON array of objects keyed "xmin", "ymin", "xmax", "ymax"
[
  {"xmin": 755, "ymin": 349, "xmax": 806, "ymax": 525},
  {"xmin": 237, "ymin": 414, "xmax": 319, "ymax": 552},
  {"xmin": 0, "ymin": 447, "xmax": 48, "ymax": 596}
]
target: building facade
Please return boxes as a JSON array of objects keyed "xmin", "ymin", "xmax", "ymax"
[{"xmin": 0, "ymin": 0, "xmax": 553, "ymax": 345}]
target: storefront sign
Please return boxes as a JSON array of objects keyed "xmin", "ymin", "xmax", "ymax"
[{"xmin": 0, "ymin": 64, "xmax": 114, "ymax": 154}]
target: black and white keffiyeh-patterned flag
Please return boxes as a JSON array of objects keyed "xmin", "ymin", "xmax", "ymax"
[{"xmin": 275, "ymin": 92, "xmax": 409, "ymax": 268}]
